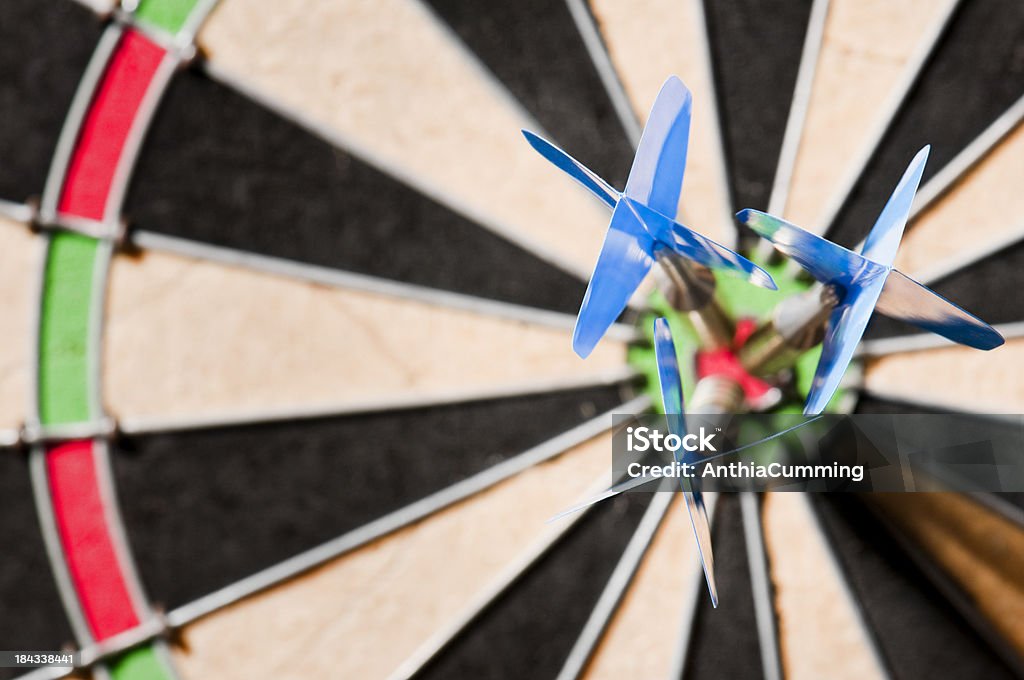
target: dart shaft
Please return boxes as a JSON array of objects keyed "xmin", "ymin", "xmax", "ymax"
[
  {"xmin": 740, "ymin": 284, "xmax": 837, "ymax": 375},
  {"xmin": 655, "ymin": 252, "xmax": 734, "ymax": 350}
]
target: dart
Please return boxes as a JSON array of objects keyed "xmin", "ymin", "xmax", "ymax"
[
  {"xmin": 545, "ymin": 317, "xmax": 719, "ymax": 606},
  {"xmin": 522, "ymin": 75, "xmax": 776, "ymax": 359},
  {"xmin": 739, "ymin": 146, "xmax": 1004, "ymax": 416},
  {"xmin": 653, "ymin": 317, "xmax": 718, "ymax": 607}
]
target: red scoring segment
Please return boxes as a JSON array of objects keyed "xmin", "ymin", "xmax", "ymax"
[
  {"xmin": 58, "ymin": 30, "xmax": 165, "ymax": 222},
  {"xmin": 44, "ymin": 28, "xmax": 168, "ymax": 643},
  {"xmin": 47, "ymin": 441, "xmax": 142, "ymax": 640}
]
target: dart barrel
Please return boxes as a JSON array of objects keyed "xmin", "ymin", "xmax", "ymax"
[
  {"xmin": 656, "ymin": 252, "xmax": 735, "ymax": 351},
  {"xmin": 740, "ymin": 285, "xmax": 838, "ymax": 377}
]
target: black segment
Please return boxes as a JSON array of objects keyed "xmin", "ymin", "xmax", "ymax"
[
  {"xmin": 683, "ymin": 494, "xmax": 763, "ymax": 679},
  {"xmin": 857, "ymin": 397, "xmax": 1024, "ymax": 519},
  {"xmin": 0, "ymin": 455, "xmax": 75, "ymax": 679},
  {"xmin": 422, "ymin": 0, "xmax": 634, "ymax": 186},
  {"xmin": 830, "ymin": 0, "xmax": 1024, "ymax": 249},
  {"xmin": 704, "ymin": 0, "xmax": 813, "ymax": 216},
  {"xmin": 813, "ymin": 494, "xmax": 1017, "ymax": 679},
  {"xmin": 417, "ymin": 493, "xmax": 651, "ymax": 679},
  {"xmin": 926, "ymin": 240, "xmax": 1024, "ymax": 326},
  {"xmin": 0, "ymin": 0, "xmax": 102, "ymax": 203},
  {"xmin": 125, "ymin": 69, "xmax": 586, "ymax": 314},
  {"xmin": 866, "ymin": 238, "xmax": 1024, "ymax": 339},
  {"xmin": 112, "ymin": 386, "xmax": 626, "ymax": 609},
  {"xmin": 856, "ymin": 397, "xmax": 1024, "ymax": 496}
]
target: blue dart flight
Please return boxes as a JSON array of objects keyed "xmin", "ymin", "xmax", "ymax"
[
  {"xmin": 739, "ymin": 146, "xmax": 1004, "ymax": 416},
  {"xmin": 523, "ymin": 75, "xmax": 776, "ymax": 359},
  {"xmin": 549, "ymin": 318, "xmax": 822, "ymax": 604},
  {"xmin": 653, "ymin": 317, "xmax": 718, "ymax": 607}
]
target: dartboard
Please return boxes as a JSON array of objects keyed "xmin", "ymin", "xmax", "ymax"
[{"xmin": 2, "ymin": 1, "xmax": 1024, "ymax": 679}]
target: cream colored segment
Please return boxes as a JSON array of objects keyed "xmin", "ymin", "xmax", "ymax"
[
  {"xmin": 198, "ymin": 0, "xmax": 609, "ymax": 278},
  {"xmin": 588, "ymin": 0, "xmax": 734, "ymax": 245},
  {"xmin": 103, "ymin": 249, "xmax": 627, "ymax": 421},
  {"xmin": 785, "ymin": 0, "xmax": 955, "ymax": 229},
  {"xmin": 763, "ymin": 493, "xmax": 886, "ymax": 680},
  {"xmin": 896, "ymin": 124, "xmax": 1024, "ymax": 278},
  {"xmin": 0, "ymin": 220, "xmax": 35, "ymax": 430},
  {"xmin": 864, "ymin": 340, "xmax": 1023, "ymax": 413},
  {"xmin": 869, "ymin": 493, "xmax": 1024, "ymax": 658},
  {"xmin": 172, "ymin": 435, "xmax": 609, "ymax": 680},
  {"xmin": 583, "ymin": 496, "xmax": 699, "ymax": 679}
]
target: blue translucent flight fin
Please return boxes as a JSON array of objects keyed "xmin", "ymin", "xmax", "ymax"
[
  {"xmin": 627, "ymin": 200, "xmax": 776, "ymax": 289},
  {"xmin": 624, "ymin": 76, "xmax": 692, "ymax": 219},
  {"xmin": 680, "ymin": 482, "xmax": 718, "ymax": 607},
  {"xmin": 742, "ymin": 162, "xmax": 1002, "ymax": 416},
  {"xmin": 654, "ymin": 318, "xmax": 718, "ymax": 607},
  {"xmin": 876, "ymin": 270, "xmax": 1004, "ymax": 350},
  {"xmin": 654, "ymin": 317, "xmax": 685, "ymax": 434},
  {"xmin": 861, "ymin": 146, "xmax": 929, "ymax": 266},
  {"xmin": 526, "ymin": 79, "xmax": 778, "ymax": 360},
  {"xmin": 572, "ymin": 202, "xmax": 656, "ymax": 358},
  {"xmin": 521, "ymin": 130, "xmax": 619, "ymax": 209},
  {"xmin": 805, "ymin": 275, "xmax": 888, "ymax": 415},
  {"xmin": 737, "ymin": 209, "xmax": 880, "ymax": 287}
]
